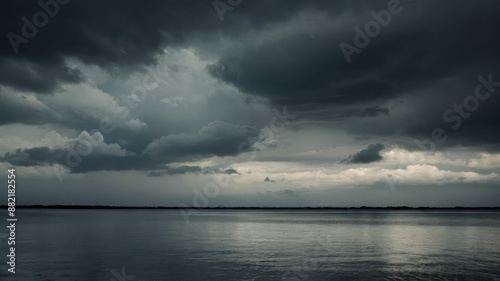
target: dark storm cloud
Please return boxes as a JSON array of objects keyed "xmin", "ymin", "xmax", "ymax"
[
  {"xmin": 0, "ymin": 121, "xmax": 257, "ymax": 173},
  {"xmin": 0, "ymin": 0, "xmax": 347, "ymax": 95},
  {"xmin": 0, "ymin": 57, "xmax": 84, "ymax": 94},
  {"xmin": 208, "ymin": 2, "xmax": 500, "ymax": 107},
  {"xmin": 1, "ymin": 0, "xmax": 202, "ymax": 93},
  {"xmin": 2, "ymin": 0, "xmax": 500, "ymax": 155},
  {"xmin": 0, "ymin": 0, "xmax": 348, "ymax": 132},
  {"xmin": 0, "ymin": 89, "xmax": 55, "ymax": 125},
  {"xmin": 0, "ymin": 146, "xmax": 157, "ymax": 172},
  {"xmin": 344, "ymin": 74, "xmax": 500, "ymax": 152},
  {"xmin": 1, "ymin": 147, "xmax": 64, "ymax": 166},
  {"xmin": 344, "ymin": 143, "xmax": 385, "ymax": 164},
  {"xmin": 144, "ymin": 121, "xmax": 258, "ymax": 162},
  {"xmin": 205, "ymin": 1, "xmax": 500, "ymax": 148}
]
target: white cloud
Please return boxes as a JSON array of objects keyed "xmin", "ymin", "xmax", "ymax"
[
  {"xmin": 467, "ymin": 153, "xmax": 500, "ymax": 169},
  {"xmin": 383, "ymin": 147, "xmax": 500, "ymax": 170},
  {"xmin": 227, "ymin": 161, "xmax": 498, "ymax": 188},
  {"xmin": 382, "ymin": 147, "xmax": 467, "ymax": 166},
  {"xmin": 342, "ymin": 164, "xmax": 498, "ymax": 186}
]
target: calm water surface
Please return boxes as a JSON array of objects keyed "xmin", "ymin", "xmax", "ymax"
[{"xmin": 1, "ymin": 210, "xmax": 499, "ymax": 280}]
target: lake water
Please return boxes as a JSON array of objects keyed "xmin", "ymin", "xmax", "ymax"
[{"xmin": 1, "ymin": 210, "xmax": 499, "ymax": 280}]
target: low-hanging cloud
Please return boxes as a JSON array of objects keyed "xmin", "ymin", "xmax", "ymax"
[{"xmin": 344, "ymin": 143, "xmax": 385, "ymax": 164}]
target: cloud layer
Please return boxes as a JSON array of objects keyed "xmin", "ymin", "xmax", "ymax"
[{"xmin": 1, "ymin": 0, "xmax": 499, "ymax": 206}]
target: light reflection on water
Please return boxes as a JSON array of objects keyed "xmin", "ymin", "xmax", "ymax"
[{"xmin": 0, "ymin": 210, "xmax": 499, "ymax": 280}]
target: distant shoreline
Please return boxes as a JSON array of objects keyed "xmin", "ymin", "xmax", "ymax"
[{"xmin": 1, "ymin": 205, "xmax": 500, "ymax": 211}]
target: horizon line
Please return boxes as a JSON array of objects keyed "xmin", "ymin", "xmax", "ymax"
[{"xmin": 2, "ymin": 205, "xmax": 500, "ymax": 210}]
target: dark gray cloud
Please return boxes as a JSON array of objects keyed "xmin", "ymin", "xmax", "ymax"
[
  {"xmin": 0, "ymin": 57, "xmax": 84, "ymax": 94},
  {"xmin": 208, "ymin": 1, "xmax": 500, "ymax": 107},
  {"xmin": 0, "ymin": 147, "xmax": 156, "ymax": 173},
  {"xmin": 264, "ymin": 177, "xmax": 276, "ymax": 183},
  {"xmin": 1, "ymin": 0, "xmax": 199, "ymax": 93},
  {"xmin": 1, "ymin": 0, "xmax": 499, "ymax": 151},
  {"xmin": 224, "ymin": 168, "xmax": 240, "ymax": 175},
  {"xmin": 0, "ymin": 0, "xmax": 344, "ymax": 94},
  {"xmin": 0, "ymin": 121, "xmax": 257, "ymax": 173},
  {"xmin": 147, "ymin": 166, "xmax": 240, "ymax": 177},
  {"xmin": 4, "ymin": 0, "xmax": 494, "ymax": 100},
  {"xmin": 344, "ymin": 143, "xmax": 385, "ymax": 164},
  {"xmin": 1, "ymin": 147, "xmax": 64, "ymax": 166},
  {"xmin": 144, "ymin": 121, "xmax": 258, "ymax": 162},
  {"xmin": 204, "ymin": 1, "xmax": 500, "ymax": 149},
  {"xmin": 0, "ymin": 89, "xmax": 55, "ymax": 125},
  {"xmin": 1, "ymin": 0, "xmax": 500, "ymax": 185}
]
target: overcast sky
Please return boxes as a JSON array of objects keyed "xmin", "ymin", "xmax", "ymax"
[{"xmin": 0, "ymin": 0, "xmax": 499, "ymax": 207}]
